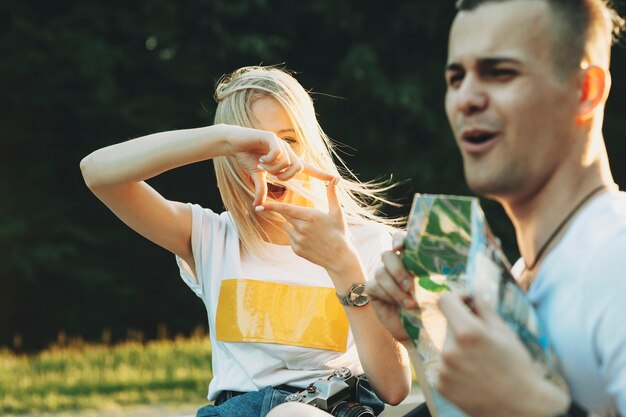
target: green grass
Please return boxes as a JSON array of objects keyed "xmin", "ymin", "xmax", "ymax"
[{"xmin": 0, "ymin": 336, "xmax": 213, "ymax": 415}]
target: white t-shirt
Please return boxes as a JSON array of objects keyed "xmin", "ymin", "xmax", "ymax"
[
  {"xmin": 513, "ymin": 191, "xmax": 626, "ymax": 416},
  {"xmin": 176, "ymin": 204, "xmax": 391, "ymax": 401}
]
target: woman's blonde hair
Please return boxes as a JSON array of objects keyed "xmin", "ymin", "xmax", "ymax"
[{"xmin": 213, "ymin": 65, "xmax": 400, "ymax": 256}]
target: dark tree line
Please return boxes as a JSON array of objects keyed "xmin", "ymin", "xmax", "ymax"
[{"xmin": 1, "ymin": 0, "xmax": 624, "ymax": 351}]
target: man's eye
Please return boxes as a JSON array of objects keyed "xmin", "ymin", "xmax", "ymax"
[
  {"xmin": 447, "ymin": 73, "xmax": 464, "ymax": 87},
  {"xmin": 486, "ymin": 69, "xmax": 517, "ymax": 80}
]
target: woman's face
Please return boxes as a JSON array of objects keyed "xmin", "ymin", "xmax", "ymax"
[{"xmin": 250, "ymin": 96, "xmax": 313, "ymax": 207}]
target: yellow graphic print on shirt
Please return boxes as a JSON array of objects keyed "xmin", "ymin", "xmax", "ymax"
[{"xmin": 216, "ymin": 279, "xmax": 349, "ymax": 352}]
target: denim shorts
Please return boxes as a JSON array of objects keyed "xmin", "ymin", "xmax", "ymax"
[
  {"xmin": 195, "ymin": 376, "xmax": 385, "ymax": 417},
  {"xmin": 196, "ymin": 386, "xmax": 292, "ymax": 417}
]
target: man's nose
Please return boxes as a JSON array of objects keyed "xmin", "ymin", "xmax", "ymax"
[{"xmin": 455, "ymin": 75, "xmax": 488, "ymax": 115}]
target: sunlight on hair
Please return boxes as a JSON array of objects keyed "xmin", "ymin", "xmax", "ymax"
[{"xmin": 212, "ymin": 65, "xmax": 403, "ymax": 257}]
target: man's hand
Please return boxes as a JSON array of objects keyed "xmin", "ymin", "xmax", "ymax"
[
  {"xmin": 436, "ymin": 293, "xmax": 569, "ymax": 417},
  {"xmin": 365, "ymin": 232, "xmax": 418, "ymax": 345}
]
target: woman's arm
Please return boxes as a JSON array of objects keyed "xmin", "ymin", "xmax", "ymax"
[
  {"xmin": 328, "ymin": 250, "xmax": 413, "ymax": 405},
  {"xmin": 258, "ymin": 181, "xmax": 412, "ymax": 405},
  {"xmin": 80, "ymin": 123, "xmax": 302, "ymax": 278}
]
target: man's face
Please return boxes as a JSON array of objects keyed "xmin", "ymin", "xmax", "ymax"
[{"xmin": 445, "ymin": 0, "xmax": 580, "ymax": 202}]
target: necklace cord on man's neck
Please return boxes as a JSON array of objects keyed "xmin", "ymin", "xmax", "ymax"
[{"xmin": 524, "ymin": 185, "xmax": 607, "ymax": 272}]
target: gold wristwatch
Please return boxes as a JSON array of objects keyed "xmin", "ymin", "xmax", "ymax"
[{"xmin": 336, "ymin": 283, "xmax": 369, "ymax": 307}]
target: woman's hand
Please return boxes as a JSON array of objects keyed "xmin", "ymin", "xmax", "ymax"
[
  {"xmin": 260, "ymin": 180, "xmax": 414, "ymax": 404},
  {"xmin": 222, "ymin": 124, "xmax": 334, "ymax": 206},
  {"xmin": 257, "ymin": 178, "xmax": 360, "ymax": 283}
]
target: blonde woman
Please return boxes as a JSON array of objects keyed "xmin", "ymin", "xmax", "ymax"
[{"xmin": 80, "ymin": 66, "xmax": 411, "ymax": 417}]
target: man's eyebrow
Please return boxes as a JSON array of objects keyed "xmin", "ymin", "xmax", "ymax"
[
  {"xmin": 445, "ymin": 63, "xmax": 464, "ymax": 72},
  {"xmin": 445, "ymin": 57, "xmax": 523, "ymax": 71},
  {"xmin": 477, "ymin": 57, "xmax": 523, "ymax": 67}
]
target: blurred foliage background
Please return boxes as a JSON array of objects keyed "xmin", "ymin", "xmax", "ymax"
[
  {"xmin": 0, "ymin": 334, "xmax": 212, "ymax": 414},
  {"xmin": 1, "ymin": 0, "xmax": 625, "ymax": 352}
]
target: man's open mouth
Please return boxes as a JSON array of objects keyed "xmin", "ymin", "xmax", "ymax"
[
  {"xmin": 464, "ymin": 131, "xmax": 497, "ymax": 144},
  {"xmin": 267, "ymin": 183, "xmax": 287, "ymax": 200}
]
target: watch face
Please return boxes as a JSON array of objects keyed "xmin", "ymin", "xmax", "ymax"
[{"xmin": 349, "ymin": 284, "xmax": 369, "ymax": 306}]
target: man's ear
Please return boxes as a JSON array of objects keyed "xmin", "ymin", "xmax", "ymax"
[{"xmin": 576, "ymin": 65, "xmax": 610, "ymax": 122}]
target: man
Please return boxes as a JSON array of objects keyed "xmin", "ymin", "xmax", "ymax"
[{"xmin": 367, "ymin": 0, "xmax": 626, "ymax": 416}]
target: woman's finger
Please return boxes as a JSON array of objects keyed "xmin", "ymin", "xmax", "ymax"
[
  {"xmin": 259, "ymin": 142, "xmax": 292, "ymax": 173},
  {"xmin": 258, "ymin": 133, "xmax": 283, "ymax": 164},
  {"xmin": 250, "ymin": 171, "xmax": 268, "ymax": 207},
  {"xmin": 257, "ymin": 201, "xmax": 313, "ymax": 221},
  {"xmin": 326, "ymin": 177, "xmax": 343, "ymax": 220},
  {"xmin": 302, "ymin": 162, "xmax": 335, "ymax": 182},
  {"xmin": 273, "ymin": 157, "xmax": 304, "ymax": 181},
  {"xmin": 283, "ymin": 220, "xmax": 298, "ymax": 242}
]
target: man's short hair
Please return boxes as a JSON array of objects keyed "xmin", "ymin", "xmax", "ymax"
[{"xmin": 455, "ymin": 0, "xmax": 625, "ymax": 74}]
